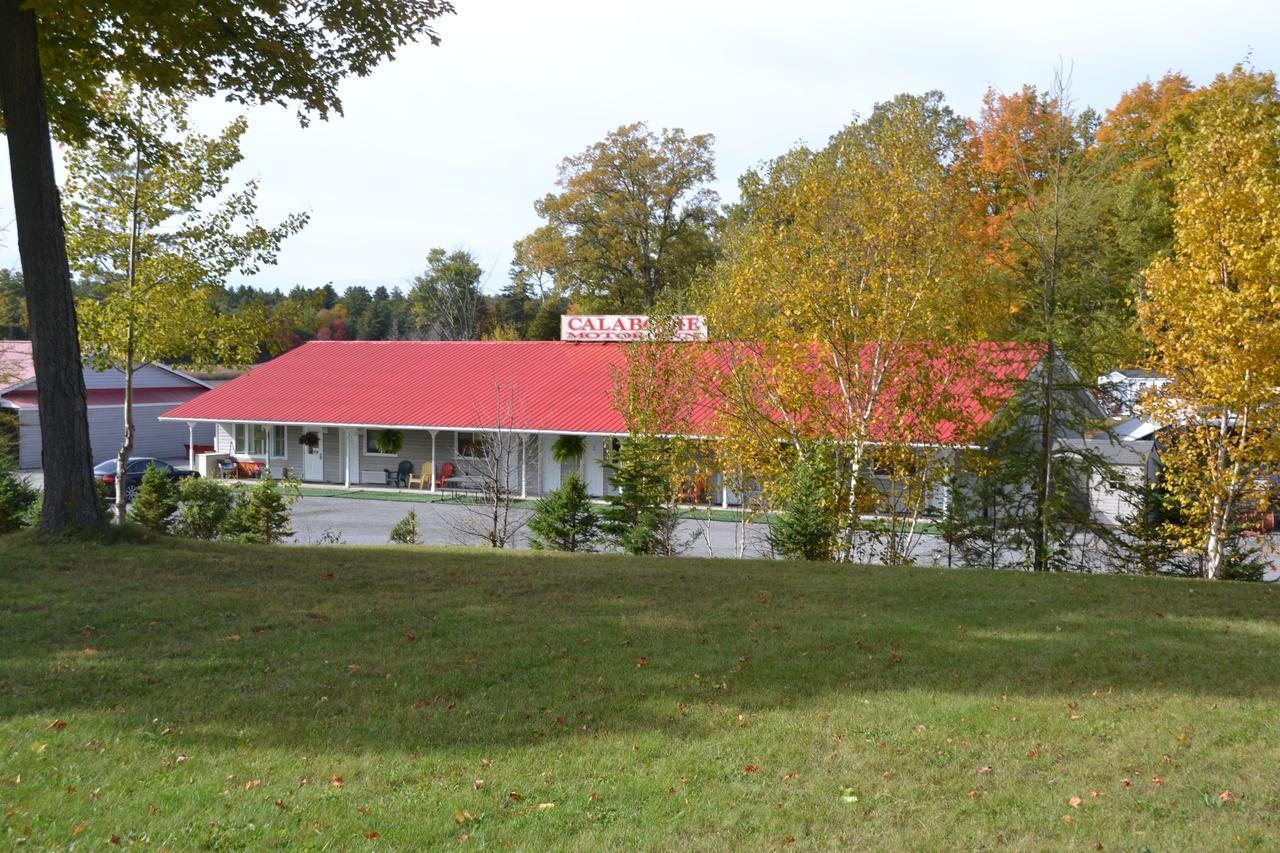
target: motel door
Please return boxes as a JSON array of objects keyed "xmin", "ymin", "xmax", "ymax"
[{"xmin": 303, "ymin": 428, "xmax": 324, "ymax": 481}]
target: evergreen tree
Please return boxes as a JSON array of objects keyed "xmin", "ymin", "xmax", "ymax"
[
  {"xmin": 127, "ymin": 462, "xmax": 177, "ymax": 534},
  {"xmin": 600, "ymin": 438, "xmax": 684, "ymax": 556},
  {"xmin": 224, "ymin": 478, "xmax": 294, "ymax": 544},
  {"xmin": 529, "ymin": 474, "xmax": 599, "ymax": 552},
  {"xmin": 768, "ymin": 445, "xmax": 842, "ymax": 562},
  {"xmin": 0, "ymin": 446, "xmax": 38, "ymax": 534}
]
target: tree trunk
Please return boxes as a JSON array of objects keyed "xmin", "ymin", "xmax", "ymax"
[
  {"xmin": 0, "ymin": 0, "xmax": 101, "ymax": 530},
  {"xmin": 114, "ymin": 363, "xmax": 136, "ymax": 522},
  {"xmin": 1033, "ymin": 342, "xmax": 1056, "ymax": 571}
]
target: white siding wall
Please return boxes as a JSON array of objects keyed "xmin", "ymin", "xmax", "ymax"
[
  {"xmin": 18, "ymin": 406, "xmax": 212, "ymax": 469},
  {"xmin": 17, "ymin": 409, "xmax": 39, "ymax": 469}
]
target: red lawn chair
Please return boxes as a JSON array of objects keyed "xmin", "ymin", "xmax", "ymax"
[{"xmin": 434, "ymin": 462, "xmax": 456, "ymax": 489}]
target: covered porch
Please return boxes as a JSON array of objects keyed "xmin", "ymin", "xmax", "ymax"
[{"xmin": 202, "ymin": 422, "xmax": 633, "ymax": 499}]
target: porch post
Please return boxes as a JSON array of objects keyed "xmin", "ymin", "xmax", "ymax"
[
  {"xmin": 519, "ymin": 433, "xmax": 528, "ymax": 499},
  {"xmin": 342, "ymin": 428, "xmax": 351, "ymax": 488},
  {"xmin": 429, "ymin": 430, "xmax": 438, "ymax": 493},
  {"xmin": 186, "ymin": 421, "xmax": 195, "ymax": 470}
]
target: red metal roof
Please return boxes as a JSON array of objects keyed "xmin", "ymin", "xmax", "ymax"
[
  {"xmin": 161, "ymin": 340, "xmax": 1045, "ymax": 443},
  {"xmin": 163, "ymin": 341, "xmax": 635, "ymax": 434},
  {"xmin": 2, "ymin": 386, "xmax": 205, "ymax": 410},
  {"xmin": 0, "ymin": 341, "xmax": 35, "ymax": 390}
]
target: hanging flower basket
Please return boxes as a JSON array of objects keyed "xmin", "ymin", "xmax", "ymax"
[
  {"xmin": 374, "ymin": 429, "xmax": 404, "ymax": 455},
  {"xmin": 298, "ymin": 431, "xmax": 320, "ymax": 450}
]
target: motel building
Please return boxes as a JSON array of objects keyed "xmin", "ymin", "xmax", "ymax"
[{"xmin": 159, "ymin": 315, "xmax": 1137, "ymax": 520}]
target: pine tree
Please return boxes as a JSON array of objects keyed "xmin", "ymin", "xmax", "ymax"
[
  {"xmin": 224, "ymin": 478, "xmax": 294, "ymax": 544},
  {"xmin": 768, "ymin": 446, "xmax": 842, "ymax": 562},
  {"xmin": 600, "ymin": 438, "xmax": 684, "ymax": 556},
  {"xmin": 127, "ymin": 463, "xmax": 177, "ymax": 534},
  {"xmin": 0, "ymin": 445, "xmax": 38, "ymax": 534},
  {"xmin": 528, "ymin": 474, "xmax": 599, "ymax": 552}
]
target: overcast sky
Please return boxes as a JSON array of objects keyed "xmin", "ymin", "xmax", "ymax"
[{"xmin": 3, "ymin": 0, "xmax": 1279, "ymax": 294}]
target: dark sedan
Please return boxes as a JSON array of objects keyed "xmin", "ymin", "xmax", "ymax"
[{"xmin": 94, "ymin": 457, "xmax": 198, "ymax": 498}]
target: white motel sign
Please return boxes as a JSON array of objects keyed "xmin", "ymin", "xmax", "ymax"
[{"xmin": 560, "ymin": 314, "xmax": 708, "ymax": 342}]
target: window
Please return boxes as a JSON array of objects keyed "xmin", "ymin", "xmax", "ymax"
[
  {"xmin": 234, "ymin": 424, "xmax": 268, "ymax": 456},
  {"xmin": 365, "ymin": 429, "xmax": 394, "ymax": 456},
  {"xmin": 271, "ymin": 425, "xmax": 287, "ymax": 459},
  {"xmin": 456, "ymin": 431, "xmax": 489, "ymax": 459}
]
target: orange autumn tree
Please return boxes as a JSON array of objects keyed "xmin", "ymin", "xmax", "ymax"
[{"xmin": 955, "ymin": 72, "xmax": 1129, "ymax": 571}]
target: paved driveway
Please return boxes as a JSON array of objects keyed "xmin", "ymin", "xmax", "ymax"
[{"xmin": 287, "ymin": 495, "xmax": 776, "ymax": 558}]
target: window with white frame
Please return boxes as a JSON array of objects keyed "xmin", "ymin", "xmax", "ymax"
[
  {"xmin": 234, "ymin": 424, "xmax": 269, "ymax": 456},
  {"xmin": 271, "ymin": 425, "xmax": 287, "ymax": 458},
  {"xmin": 456, "ymin": 431, "xmax": 491, "ymax": 459},
  {"xmin": 365, "ymin": 429, "xmax": 395, "ymax": 456}
]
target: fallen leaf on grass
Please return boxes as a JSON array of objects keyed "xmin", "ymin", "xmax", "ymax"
[
  {"xmin": 224, "ymin": 635, "xmax": 241, "ymax": 642},
  {"xmin": 83, "ymin": 648, "xmax": 98, "ymax": 656},
  {"xmin": 1068, "ymin": 796, "xmax": 1082, "ymax": 809},
  {"xmin": 536, "ymin": 802, "xmax": 555, "ymax": 810},
  {"xmin": 635, "ymin": 657, "xmax": 648, "ymax": 668},
  {"xmin": 978, "ymin": 766, "xmax": 993, "ymax": 775},
  {"xmin": 1150, "ymin": 775, "xmax": 1164, "ymax": 786},
  {"xmin": 743, "ymin": 765, "xmax": 759, "ymax": 774},
  {"xmin": 243, "ymin": 779, "xmax": 261, "ymax": 791},
  {"xmin": 331, "ymin": 775, "xmax": 344, "ymax": 788},
  {"xmin": 73, "ymin": 823, "xmax": 86, "ymax": 835},
  {"xmin": 1219, "ymin": 790, "xmax": 1237, "ymax": 802},
  {"xmin": 321, "ymin": 572, "xmax": 335, "ymax": 580},
  {"xmin": 47, "ymin": 719, "xmax": 66, "ymax": 730},
  {"xmin": 364, "ymin": 831, "xmax": 380, "ymax": 840},
  {"xmin": 473, "ymin": 780, "xmax": 484, "ymax": 790}
]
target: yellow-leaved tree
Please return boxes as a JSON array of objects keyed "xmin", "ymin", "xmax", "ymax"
[{"xmin": 1139, "ymin": 66, "xmax": 1280, "ymax": 580}]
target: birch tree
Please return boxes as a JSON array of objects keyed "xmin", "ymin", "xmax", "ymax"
[
  {"xmin": 700, "ymin": 93, "xmax": 982, "ymax": 562},
  {"xmin": 1139, "ymin": 66, "xmax": 1280, "ymax": 580},
  {"xmin": 63, "ymin": 87, "xmax": 306, "ymax": 521}
]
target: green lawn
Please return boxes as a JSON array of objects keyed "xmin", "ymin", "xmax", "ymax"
[{"xmin": 1, "ymin": 535, "xmax": 1277, "ymax": 849}]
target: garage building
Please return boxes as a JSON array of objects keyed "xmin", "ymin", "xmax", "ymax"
[{"xmin": 1, "ymin": 340, "xmax": 213, "ymax": 470}]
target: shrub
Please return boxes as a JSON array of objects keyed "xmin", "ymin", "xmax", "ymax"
[
  {"xmin": 128, "ymin": 463, "xmax": 178, "ymax": 534},
  {"xmin": 529, "ymin": 474, "xmax": 599, "ymax": 552},
  {"xmin": 0, "ymin": 452, "xmax": 37, "ymax": 534},
  {"xmin": 769, "ymin": 446, "xmax": 842, "ymax": 562},
  {"xmin": 173, "ymin": 477, "xmax": 237, "ymax": 540},
  {"xmin": 223, "ymin": 478, "xmax": 295, "ymax": 544},
  {"xmin": 389, "ymin": 508, "xmax": 422, "ymax": 544}
]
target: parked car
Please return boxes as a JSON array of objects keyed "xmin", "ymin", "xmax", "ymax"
[{"xmin": 94, "ymin": 457, "xmax": 198, "ymax": 498}]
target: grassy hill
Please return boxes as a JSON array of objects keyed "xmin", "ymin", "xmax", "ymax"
[{"xmin": 1, "ymin": 535, "xmax": 1277, "ymax": 849}]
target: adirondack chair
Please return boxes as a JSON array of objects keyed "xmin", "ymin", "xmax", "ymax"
[
  {"xmin": 406, "ymin": 463, "xmax": 429, "ymax": 490},
  {"xmin": 385, "ymin": 460, "xmax": 413, "ymax": 487},
  {"xmin": 434, "ymin": 462, "xmax": 456, "ymax": 489}
]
